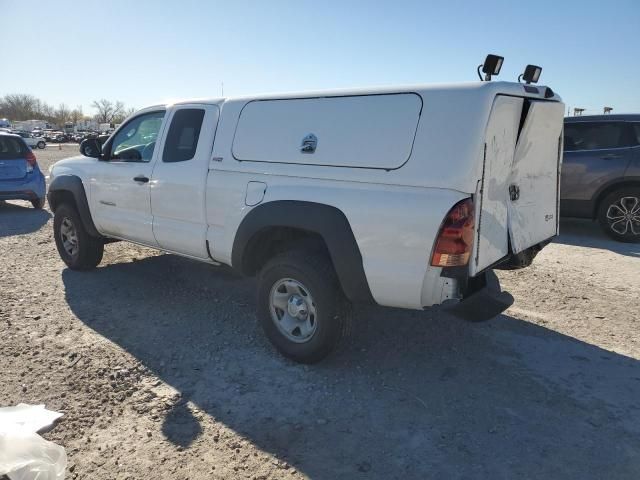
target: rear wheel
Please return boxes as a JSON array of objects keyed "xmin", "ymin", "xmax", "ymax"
[
  {"xmin": 37, "ymin": 141, "xmax": 45, "ymax": 149},
  {"xmin": 597, "ymin": 188, "xmax": 640, "ymax": 243},
  {"xmin": 31, "ymin": 197, "xmax": 45, "ymax": 209},
  {"xmin": 257, "ymin": 251, "xmax": 352, "ymax": 364},
  {"xmin": 53, "ymin": 203, "xmax": 104, "ymax": 269}
]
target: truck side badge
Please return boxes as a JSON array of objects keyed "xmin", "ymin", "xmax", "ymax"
[{"xmin": 301, "ymin": 134, "xmax": 317, "ymax": 153}]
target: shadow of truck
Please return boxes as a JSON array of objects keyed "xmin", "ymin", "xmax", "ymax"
[{"xmin": 62, "ymin": 253, "xmax": 640, "ymax": 479}]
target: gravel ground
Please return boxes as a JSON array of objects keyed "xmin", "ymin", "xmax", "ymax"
[{"xmin": 1, "ymin": 145, "xmax": 639, "ymax": 479}]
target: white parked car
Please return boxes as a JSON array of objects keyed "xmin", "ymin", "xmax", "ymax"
[
  {"xmin": 47, "ymin": 73, "xmax": 564, "ymax": 363},
  {"xmin": 15, "ymin": 131, "xmax": 46, "ymax": 149}
]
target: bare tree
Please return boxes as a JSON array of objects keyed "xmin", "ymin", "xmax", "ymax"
[
  {"xmin": 0, "ymin": 94, "xmax": 133, "ymax": 126},
  {"xmin": 0, "ymin": 94, "xmax": 40, "ymax": 121},
  {"xmin": 55, "ymin": 103, "xmax": 70, "ymax": 126},
  {"xmin": 70, "ymin": 106, "xmax": 84, "ymax": 124},
  {"xmin": 40, "ymin": 103, "xmax": 55, "ymax": 121},
  {"xmin": 113, "ymin": 107, "xmax": 136, "ymax": 124},
  {"xmin": 92, "ymin": 99, "xmax": 125, "ymax": 124}
]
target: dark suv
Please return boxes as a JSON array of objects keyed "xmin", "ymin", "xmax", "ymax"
[{"xmin": 561, "ymin": 115, "xmax": 640, "ymax": 242}]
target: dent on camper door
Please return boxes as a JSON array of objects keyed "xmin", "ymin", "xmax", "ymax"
[
  {"xmin": 507, "ymin": 101, "xmax": 564, "ymax": 253},
  {"xmin": 150, "ymin": 104, "xmax": 220, "ymax": 258},
  {"xmin": 472, "ymin": 96, "xmax": 523, "ymax": 275},
  {"xmin": 472, "ymin": 96, "xmax": 564, "ymax": 276}
]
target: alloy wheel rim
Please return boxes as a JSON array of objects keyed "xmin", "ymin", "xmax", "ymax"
[
  {"xmin": 606, "ymin": 196, "xmax": 640, "ymax": 236},
  {"xmin": 269, "ymin": 278, "xmax": 318, "ymax": 343},
  {"xmin": 60, "ymin": 217, "xmax": 79, "ymax": 256}
]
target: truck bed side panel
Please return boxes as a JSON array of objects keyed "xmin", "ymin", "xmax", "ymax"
[{"xmin": 205, "ymin": 170, "xmax": 466, "ymax": 309}]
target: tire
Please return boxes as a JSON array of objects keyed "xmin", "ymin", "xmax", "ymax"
[
  {"xmin": 31, "ymin": 197, "xmax": 45, "ymax": 209},
  {"xmin": 597, "ymin": 187, "xmax": 640, "ymax": 243},
  {"xmin": 257, "ymin": 251, "xmax": 352, "ymax": 364},
  {"xmin": 37, "ymin": 141, "xmax": 46, "ymax": 149},
  {"xmin": 53, "ymin": 203, "xmax": 104, "ymax": 269}
]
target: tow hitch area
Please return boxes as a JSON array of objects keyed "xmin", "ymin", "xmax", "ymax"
[{"xmin": 444, "ymin": 271, "xmax": 514, "ymax": 322}]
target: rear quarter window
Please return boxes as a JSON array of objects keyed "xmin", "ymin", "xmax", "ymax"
[
  {"xmin": 162, "ymin": 108, "xmax": 205, "ymax": 163},
  {"xmin": 0, "ymin": 136, "xmax": 27, "ymax": 159}
]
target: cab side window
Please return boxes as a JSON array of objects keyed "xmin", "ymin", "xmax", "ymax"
[
  {"xmin": 110, "ymin": 111, "xmax": 165, "ymax": 162},
  {"xmin": 162, "ymin": 109, "xmax": 205, "ymax": 163},
  {"xmin": 564, "ymin": 122, "xmax": 628, "ymax": 152}
]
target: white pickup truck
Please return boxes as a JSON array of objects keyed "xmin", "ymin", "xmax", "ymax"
[{"xmin": 48, "ymin": 79, "xmax": 564, "ymax": 363}]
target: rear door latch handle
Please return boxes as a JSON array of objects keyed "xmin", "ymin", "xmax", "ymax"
[
  {"xmin": 300, "ymin": 133, "xmax": 317, "ymax": 153},
  {"xmin": 133, "ymin": 175, "xmax": 149, "ymax": 183},
  {"xmin": 509, "ymin": 184, "xmax": 520, "ymax": 201}
]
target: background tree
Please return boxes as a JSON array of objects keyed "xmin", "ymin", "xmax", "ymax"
[
  {"xmin": 91, "ymin": 99, "xmax": 124, "ymax": 124},
  {"xmin": 39, "ymin": 102, "xmax": 55, "ymax": 121},
  {"xmin": 0, "ymin": 94, "xmax": 133, "ymax": 127},
  {"xmin": 0, "ymin": 94, "xmax": 40, "ymax": 121},
  {"xmin": 113, "ymin": 106, "xmax": 136, "ymax": 124},
  {"xmin": 70, "ymin": 106, "xmax": 84, "ymax": 124},
  {"xmin": 54, "ymin": 103, "xmax": 70, "ymax": 126}
]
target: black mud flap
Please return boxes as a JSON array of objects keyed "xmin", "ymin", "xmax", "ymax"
[{"xmin": 444, "ymin": 271, "xmax": 514, "ymax": 322}]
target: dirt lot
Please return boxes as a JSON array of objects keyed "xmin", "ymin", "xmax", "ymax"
[{"xmin": 1, "ymin": 145, "xmax": 639, "ymax": 479}]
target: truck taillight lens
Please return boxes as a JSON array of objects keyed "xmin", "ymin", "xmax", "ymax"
[
  {"xmin": 25, "ymin": 150, "xmax": 37, "ymax": 172},
  {"xmin": 431, "ymin": 198, "xmax": 475, "ymax": 267}
]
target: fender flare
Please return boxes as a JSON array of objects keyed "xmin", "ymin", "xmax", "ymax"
[
  {"xmin": 47, "ymin": 174, "xmax": 101, "ymax": 237},
  {"xmin": 232, "ymin": 200, "xmax": 375, "ymax": 304}
]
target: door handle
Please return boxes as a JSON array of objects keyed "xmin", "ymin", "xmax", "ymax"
[
  {"xmin": 133, "ymin": 175, "xmax": 149, "ymax": 183},
  {"xmin": 300, "ymin": 133, "xmax": 317, "ymax": 153},
  {"xmin": 509, "ymin": 184, "xmax": 520, "ymax": 201}
]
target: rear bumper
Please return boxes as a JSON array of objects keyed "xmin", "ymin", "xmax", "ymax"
[
  {"xmin": 442, "ymin": 270, "xmax": 514, "ymax": 322},
  {"xmin": 0, "ymin": 171, "xmax": 46, "ymax": 201}
]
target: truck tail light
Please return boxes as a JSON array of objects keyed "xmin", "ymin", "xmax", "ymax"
[
  {"xmin": 431, "ymin": 198, "xmax": 475, "ymax": 267},
  {"xmin": 25, "ymin": 150, "xmax": 37, "ymax": 172}
]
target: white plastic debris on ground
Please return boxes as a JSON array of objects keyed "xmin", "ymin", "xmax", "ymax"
[{"xmin": 0, "ymin": 404, "xmax": 66, "ymax": 480}]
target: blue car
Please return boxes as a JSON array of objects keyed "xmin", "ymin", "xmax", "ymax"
[{"xmin": 0, "ymin": 132, "xmax": 46, "ymax": 208}]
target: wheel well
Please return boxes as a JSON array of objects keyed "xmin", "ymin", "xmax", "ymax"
[
  {"xmin": 593, "ymin": 180, "xmax": 640, "ymax": 218},
  {"xmin": 232, "ymin": 200, "xmax": 375, "ymax": 303},
  {"xmin": 48, "ymin": 189, "xmax": 75, "ymax": 213},
  {"xmin": 241, "ymin": 226, "xmax": 330, "ymax": 276}
]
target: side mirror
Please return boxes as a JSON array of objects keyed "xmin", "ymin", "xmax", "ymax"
[{"xmin": 80, "ymin": 138, "xmax": 102, "ymax": 158}]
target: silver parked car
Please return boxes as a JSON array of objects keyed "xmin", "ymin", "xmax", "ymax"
[
  {"xmin": 561, "ymin": 115, "xmax": 640, "ymax": 242},
  {"xmin": 14, "ymin": 131, "xmax": 46, "ymax": 149}
]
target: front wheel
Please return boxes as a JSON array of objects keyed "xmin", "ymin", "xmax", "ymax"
[
  {"xmin": 597, "ymin": 188, "xmax": 640, "ymax": 243},
  {"xmin": 257, "ymin": 251, "xmax": 352, "ymax": 364},
  {"xmin": 53, "ymin": 203, "xmax": 104, "ymax": 269},
  {"xmin": 37, "ymin": 141, "xmax": 46, "ymax": 149}
]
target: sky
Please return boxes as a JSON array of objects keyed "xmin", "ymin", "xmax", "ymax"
[{"xmin": 2, "ymin": 0, "xmax": 639, "ymax": 116}]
